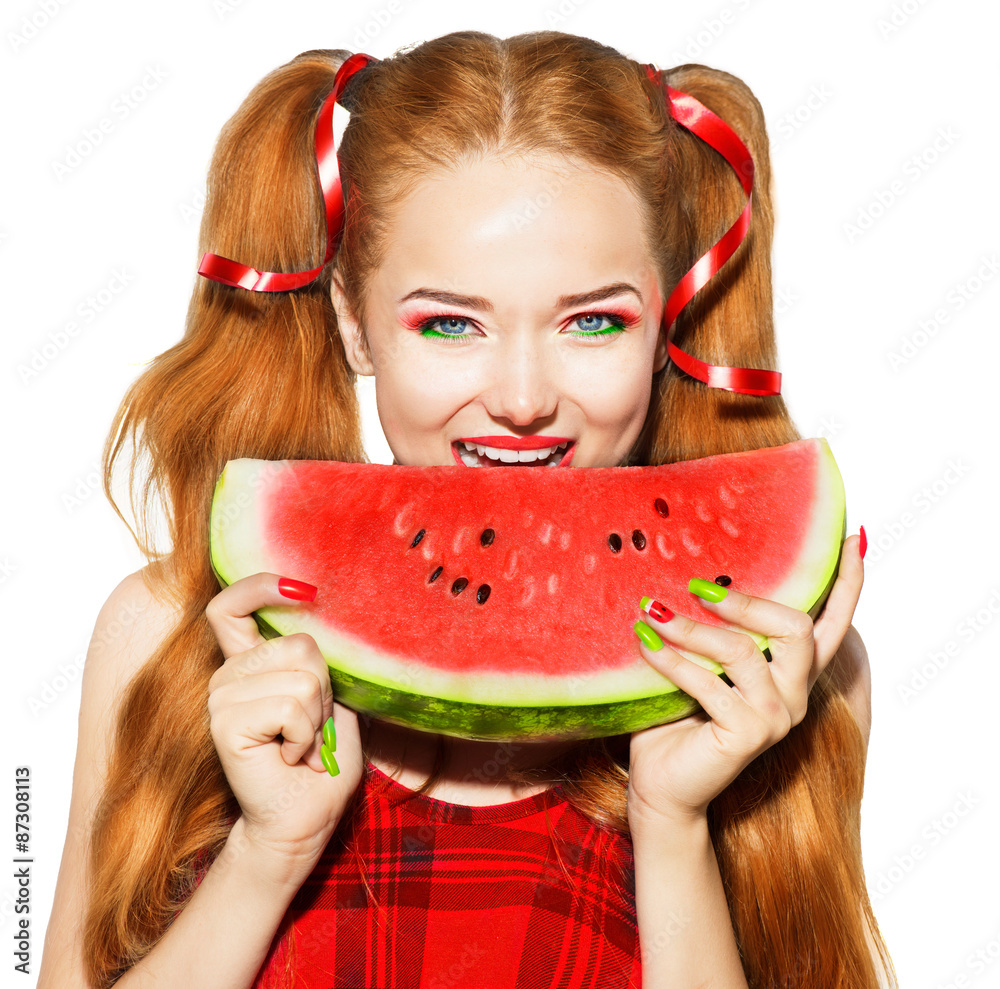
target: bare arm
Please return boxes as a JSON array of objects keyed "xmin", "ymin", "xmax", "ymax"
[{"xmin": 632, "ymin": 814, "xmax": 749, "ymax": 988}]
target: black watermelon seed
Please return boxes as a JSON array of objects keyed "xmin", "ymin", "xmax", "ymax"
[
  {"xmin": 480, "ymin": 528, "xmax": 495, "ymax": 547},
  {"xmin": 654, "ymin": 498, "xmax": 669, "ymax": 517},
  {"xmin": 608, "ymin": 533, "xmax": 622, "ymax": 553},
  {"xmin": 476, "ymin": 584, "xmax": 491, "ymax": 604},
  {"xmin": 410, "ymin": 529, "xmax": 426, "ymax": 548},
  {"xmin": 715, "ymin": 575, "xmax": 732, "ymax": 587},
  {"xmin": 428, "ymin": 566, "xmax": 443, "ymax": 583},
  {"xmin": 631, "ymin": 529, "xmax": 647, "ymax": 551},
  {"xmin": 451, "ymin": 577, "xmax": 469, "ymax": 595}
]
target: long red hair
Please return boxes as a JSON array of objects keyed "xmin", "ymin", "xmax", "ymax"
[{"xmin": 88, "ymin": 31, "xmax": 896, "ymax": 988}]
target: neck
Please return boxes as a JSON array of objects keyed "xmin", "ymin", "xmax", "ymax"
[{"xmin": 362, "ymin": 717, "xmax": 578, "ymax": 802}]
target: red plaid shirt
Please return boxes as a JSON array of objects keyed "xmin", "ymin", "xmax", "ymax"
[{"xmin": 253, "ymin": 761, "xmax": 642, "ymax": 988}]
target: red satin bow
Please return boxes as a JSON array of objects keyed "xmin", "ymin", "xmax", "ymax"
[
  {"xmin": 644, "ymin": 64, "xmax": 780, "ymax": 397},
  {"xmin": 197, "ymin": 52, "xmax": 376, "ymax": 292},
  {"xmin": 197, "ymin": 54, "xmax": 780, "ymax": 397}
]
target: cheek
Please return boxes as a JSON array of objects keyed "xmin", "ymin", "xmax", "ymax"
[
  {"xmin": 371, "ymin": 350, "xmax": 476, "ymax": 431},
  {"xmin": 576, "ymin": 359, "xmax": 654, "ymax": 429}
]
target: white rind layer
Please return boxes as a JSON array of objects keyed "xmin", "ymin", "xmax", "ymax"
[{"xmin": 209, "ymin": 444, "xmax": 842, "ymax": 708}]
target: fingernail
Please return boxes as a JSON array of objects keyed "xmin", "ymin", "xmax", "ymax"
[
  {"xmin": 859, "ymin": 525, "xmax": 867, "ymax": 561},
  {"xmin": 322, "ymin": 715, "xmax": 337, "ymax": 751},
  {"xmin": 633, "ymin": 620, "xmax": 663, "ymax": 651},
  {"xmin": 640, "ymin": 596, "xmax": 674, "ymax": 623},
  {"xmin": 278, "ymin": 577, "xmax": 318, "ymax": 602},
  {"xmin": 689, "ymin": 577, "xmax": 727, "ymax": 603},
  {"xmin": 320, "ymin": 743, "xmax": 340, "ymax": 777}
]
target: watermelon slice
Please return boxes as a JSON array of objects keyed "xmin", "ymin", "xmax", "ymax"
[{"xmin": 209, "ymin": 439, "xmax": 845, "ymax": 741}]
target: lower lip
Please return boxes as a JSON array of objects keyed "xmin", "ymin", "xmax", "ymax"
[{"xmin": 451, "ymin": 443, "xmax": 575, "ymax": 467}]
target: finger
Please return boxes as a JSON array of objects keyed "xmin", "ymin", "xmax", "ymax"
[
  {"xmin": 811, "ymin": 533, "xmax": 865, "ymax": 677},
  {"xmin": 209, "ymin": 668, "xmax": 326, "ymax": 738},
  {"xmin": 640, "ymin": 589, "xmax": 795, "ymax": 718},
  {"xmin": 206, "ymin": 572, "xmax": 318, "ymax": 661},
  {"xmin": 679, "ymin": 579, "xmax": 816, "ymax": 714},
  {"xmin": 211, "ymin": 694, "xmax": 323, "ymax": 768},
  {"xmin": 634, "ymin": 624, "xmax": 755, "ymax": 730}
]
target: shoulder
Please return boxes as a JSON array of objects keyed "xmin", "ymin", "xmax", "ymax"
[
  {"xmin": 81, "ymin": 561, "xmax": 183, "ymax": 711},
  {"xmin": 823, "ymin": 624, "xmax": 871, "ymax": 750}
]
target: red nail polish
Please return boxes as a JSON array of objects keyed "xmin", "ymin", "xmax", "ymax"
[
  {"xmin": 278, "ymin": 577, "xmax": 318, "ymax": 602},
  {"xmin": 640, "ymin": 596, "xmax": 674, "ymax": 623},
  {"xmin": 858, "ymin": 526, "xmax": 867, "ymax": 561}
]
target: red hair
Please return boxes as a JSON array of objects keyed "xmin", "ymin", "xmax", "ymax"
[{"xmin": 88, "ymin": 31, "xmax": 896, "ymax": 988}]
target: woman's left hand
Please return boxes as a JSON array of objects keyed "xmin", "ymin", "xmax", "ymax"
[{"xmin": 626, "ymin": 533, "xmax": 865, "ymax": 832}]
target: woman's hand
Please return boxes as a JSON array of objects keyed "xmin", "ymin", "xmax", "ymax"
[
  {"xmin": 626, "ymin": 533, "xmax": 865, "ymax": 832},
  {"xmin": 205, "ymin": 573, "xmax": 364, "ymax": 875}
]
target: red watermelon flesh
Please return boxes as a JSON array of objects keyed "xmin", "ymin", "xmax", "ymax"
[{"xmin": 209, "ymin": 438, "xmax": 845, "ymax": 741}]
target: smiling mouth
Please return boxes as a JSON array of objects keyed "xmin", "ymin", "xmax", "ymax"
[{"xmin": 452, "ymin": 440, "xmax": 575, "ymax": 467}]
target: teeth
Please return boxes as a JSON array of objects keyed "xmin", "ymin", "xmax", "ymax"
[{"xmin": 457, "ymin": 441, "xmax": 569, "ymax": 467}]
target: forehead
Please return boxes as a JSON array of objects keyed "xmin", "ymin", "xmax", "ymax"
[{"xmin": 369, "ymin": 153, "xmax": 659, "ymax": 308}]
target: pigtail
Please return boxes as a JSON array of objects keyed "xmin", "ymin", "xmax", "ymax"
[
  {"xmin": 87, "ymin": 51, "xmax": 365, "ymax": 988},
  {"xmin": 635, "ymin": 64, "xmax": 897, "ymax": 988},
  {"xmin": 635, "ymin": 63, "xmax": 797, "ymax": 466}
]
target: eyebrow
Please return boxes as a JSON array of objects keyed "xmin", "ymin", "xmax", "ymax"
[{"xmin": 396, "ymin": 281, "xmax": 643, "ymax": 311}]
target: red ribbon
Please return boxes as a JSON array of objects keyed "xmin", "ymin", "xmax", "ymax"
[
  {"xmin": 645, "ymin": 64, "xmax": 781, "ymax": 396},
  {"xmin": 197, "ymin": 54, "xmax": 779, "ymax": 397},
  {"xmin": 197, "ymin": 52, "xmax": 377, "ymax": 292}
]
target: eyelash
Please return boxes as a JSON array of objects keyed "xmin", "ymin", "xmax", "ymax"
[{"xmin": 412, "ymin": 309, "xmax": 638, "ymax": 343}]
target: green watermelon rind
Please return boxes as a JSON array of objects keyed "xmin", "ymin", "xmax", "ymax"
[{"xmin": 208, "ymin": 440, "xmax": 846, "ymax": 742}]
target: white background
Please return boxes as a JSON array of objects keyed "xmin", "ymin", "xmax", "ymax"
[{"xmin": 3, "ymin": 0, "xmax": 999, "ymax": 985}]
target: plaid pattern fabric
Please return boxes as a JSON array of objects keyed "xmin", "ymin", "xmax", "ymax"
[{"xmin": 254, "ymin": 761, "xmax": 642, "ymax": 988}]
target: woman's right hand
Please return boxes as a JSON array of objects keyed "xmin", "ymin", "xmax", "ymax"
[{"xmin": 205, "ymin": 573, "xmax": 364, "ymax": 876}]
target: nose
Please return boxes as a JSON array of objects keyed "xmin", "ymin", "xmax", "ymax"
[{"xmin": 481, "ymin": 339, "xmax": 558, "ymax": 427}]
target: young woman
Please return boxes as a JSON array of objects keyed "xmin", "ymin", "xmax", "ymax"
[{"xmin": 38, "ymin": 30, "xmax": 897, "ymax": 989}]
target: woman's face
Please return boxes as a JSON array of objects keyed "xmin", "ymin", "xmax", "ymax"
[{"xmin": 333, "ymin": 153, "xmax": 668, "ymax": 468}]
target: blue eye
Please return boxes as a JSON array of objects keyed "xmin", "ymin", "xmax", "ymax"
[
  {"xmin": 568, "ymin": 312, "xmax": 628, "ymax": 337},
  {"xmin": 419, "ymin": 317, "xmax": 471, "ymax": 340}
]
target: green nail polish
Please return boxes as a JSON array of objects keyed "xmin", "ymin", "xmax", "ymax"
[
  {"xmin": 320, "ymin": 743, "xmax": 340, "ymax": 777},
  {"xmin": 639, "ymin": 595, "xmax": 652, "ymax": 610},
  {"xmin": 689, "ymin": 577, "xmax": 727, "ymax": 603},
  {"xmin": 322, "ymin": 716, "xmax": 336, "ymax": 751},
  {"xmin": 633, "ymin": 620, "xmax": 663, "ymax": 651}
]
